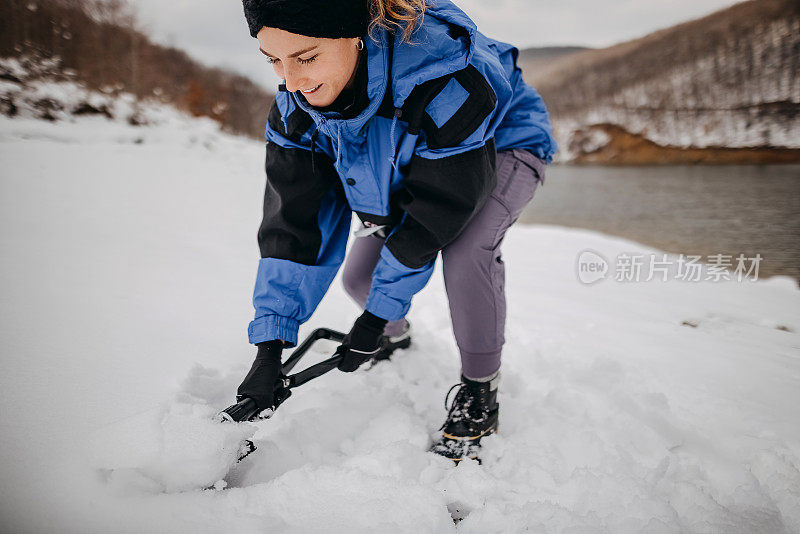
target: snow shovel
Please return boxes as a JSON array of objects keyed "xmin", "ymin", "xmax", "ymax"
[{"xmin": 216, "ymin": 327, "xmax": 347, "ymax": 461}]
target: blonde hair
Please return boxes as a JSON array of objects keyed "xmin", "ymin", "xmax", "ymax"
[{"xmin": 369, "ymin": 0, "xmax": 428, "ymax": 43}]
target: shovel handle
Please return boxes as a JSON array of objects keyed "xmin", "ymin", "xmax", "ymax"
[
  {"xmin": 281, "ymin": 327, "xmax": 346, "ymax": 374},
  {"xmin": 287, "ymin": 347, "xmax": 345, "ymax": 388},
  {"xmin": 282, "ymin": 327, "xmax": 346, "ymax": 388},
  {"xmin": 219, "ymin": 327, "xmax": 347, "ymax": 423}
]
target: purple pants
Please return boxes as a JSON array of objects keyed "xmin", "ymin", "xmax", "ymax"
[{"xmin": 341, "ymin": 149, "xmax": 545, "ymax": 379}]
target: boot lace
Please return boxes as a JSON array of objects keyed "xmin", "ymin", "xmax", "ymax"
[{"xmin": 439, "ymin": 383, "xmax": 473, "ymax": 431}]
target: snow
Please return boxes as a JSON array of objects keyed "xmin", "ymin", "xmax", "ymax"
[
  {"xmin": 88, "ymin": 403, "xmax": 256, "ymax": 493},
  {"xmin": 0, "ymin": 55, "xmax": 216, "ymax": 132},
  {"xmin": 1, "ymin": 105, "xmax": 799, "ymax": 533}
]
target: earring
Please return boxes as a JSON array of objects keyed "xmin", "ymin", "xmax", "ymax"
[{"xmin": 356, "ymin": 38, "xmax": 364, "ymax": 51}]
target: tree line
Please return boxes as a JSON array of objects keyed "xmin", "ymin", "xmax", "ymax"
[{"xmin": 0, "ymin": 0, "xmax": 273, "ymax": 138}]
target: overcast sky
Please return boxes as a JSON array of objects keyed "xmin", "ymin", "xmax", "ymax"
[{"xmin": 130, "ymin": 0, "xmax": 741, "ymax": 91}]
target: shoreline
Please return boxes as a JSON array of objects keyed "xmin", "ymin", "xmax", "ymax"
[
  {"xmin": 556, "ymin": 123, "xmax": 800, "ymax": 165},
  {"xmin": 517, "ymin": 220, "xmax": 800, "ymax": 282}
]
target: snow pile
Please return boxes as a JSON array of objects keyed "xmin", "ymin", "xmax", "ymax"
[
  {"xmin": 88, "ymin": 402, "xmax": 255, "ymax": 493},
  {"xmin": 229, "ymin": 460, "xmax": 457, "ymax": 533}
]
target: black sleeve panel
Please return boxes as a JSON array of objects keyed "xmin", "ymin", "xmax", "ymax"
[
  {"xmin": 267, "ymin": 99, "xmax": 314, "ymax": 144},
  {"xmin": 389, "ymin": 64, "xmax": 497, "ymax": 150},
  {"xmin": 385, "ymin": 138, "xmax": 497, "ymax": 269},
  {"xmin": 258, "ymin": 142, "xmax": 342, "ymax": 265}
]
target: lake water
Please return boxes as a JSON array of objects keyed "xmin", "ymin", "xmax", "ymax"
[{"xmin": 518, "ymin": 164, "xmax": 800, "ymax": 280}]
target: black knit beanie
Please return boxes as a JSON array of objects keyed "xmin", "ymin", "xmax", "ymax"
[{"xmin": 242, "ymin": 0, "xmax": 370, "ymax": 39}]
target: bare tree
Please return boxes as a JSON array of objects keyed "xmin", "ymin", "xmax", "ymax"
[{"xmin": 0, "ymin": 0, "xmax": 272, "ymax": 138}]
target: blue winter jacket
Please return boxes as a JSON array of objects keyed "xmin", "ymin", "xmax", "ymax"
[{"xmin": 248, "ymin": 0, "xmax": 557, "ymax": 347}]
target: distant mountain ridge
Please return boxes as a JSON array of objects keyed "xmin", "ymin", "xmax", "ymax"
[
  {"xmin": 516, "ymin": 46, "xmax": 590, "ymax": 63},
  {"xmin": 519, "ymin": 0, "xmax": 800, "ymax": 163}
]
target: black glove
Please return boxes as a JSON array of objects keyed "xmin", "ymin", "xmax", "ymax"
[
  {"xmin": 236, "ymin": 340, "xmax": 284, "ymax": 410},
  {"xmin": 337, "ymin": 311, "xmax": 388, "ymax": 372}
]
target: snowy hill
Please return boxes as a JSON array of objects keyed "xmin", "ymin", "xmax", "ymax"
[
  {"xmin": 1, "ymin": 105, "xmax": 799, "ymax": 532},
  {"xmin": 525, "ymin": 0, "xmax": 800, "ymax": 163}
]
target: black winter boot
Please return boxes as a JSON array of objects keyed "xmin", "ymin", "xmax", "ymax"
[
  {"xmin": 429, "ymin": 372, "xmax": 500, "ymax": 463},
  {"xmin": 373, "ymin": 319, "xmax": 412, "ymax": 362}
]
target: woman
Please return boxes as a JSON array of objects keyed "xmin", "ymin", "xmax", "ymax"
[{"xmin": 236, "ymin": 0, "xmax": 557, "ymax": 462}]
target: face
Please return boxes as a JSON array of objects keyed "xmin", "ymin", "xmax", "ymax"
[{"xmin": 257, "ymin": 27, "xmax": 361, "ymax": 107}]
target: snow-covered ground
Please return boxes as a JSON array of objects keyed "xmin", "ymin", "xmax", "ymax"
[{"xmin": 1, "ymin": 110, "xmax": 799, "ymax": 533}]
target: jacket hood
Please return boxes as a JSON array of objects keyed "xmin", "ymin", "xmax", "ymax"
[{"xmin": 388, "ymin": 0, "xmax": 476, "ymax": 107}]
